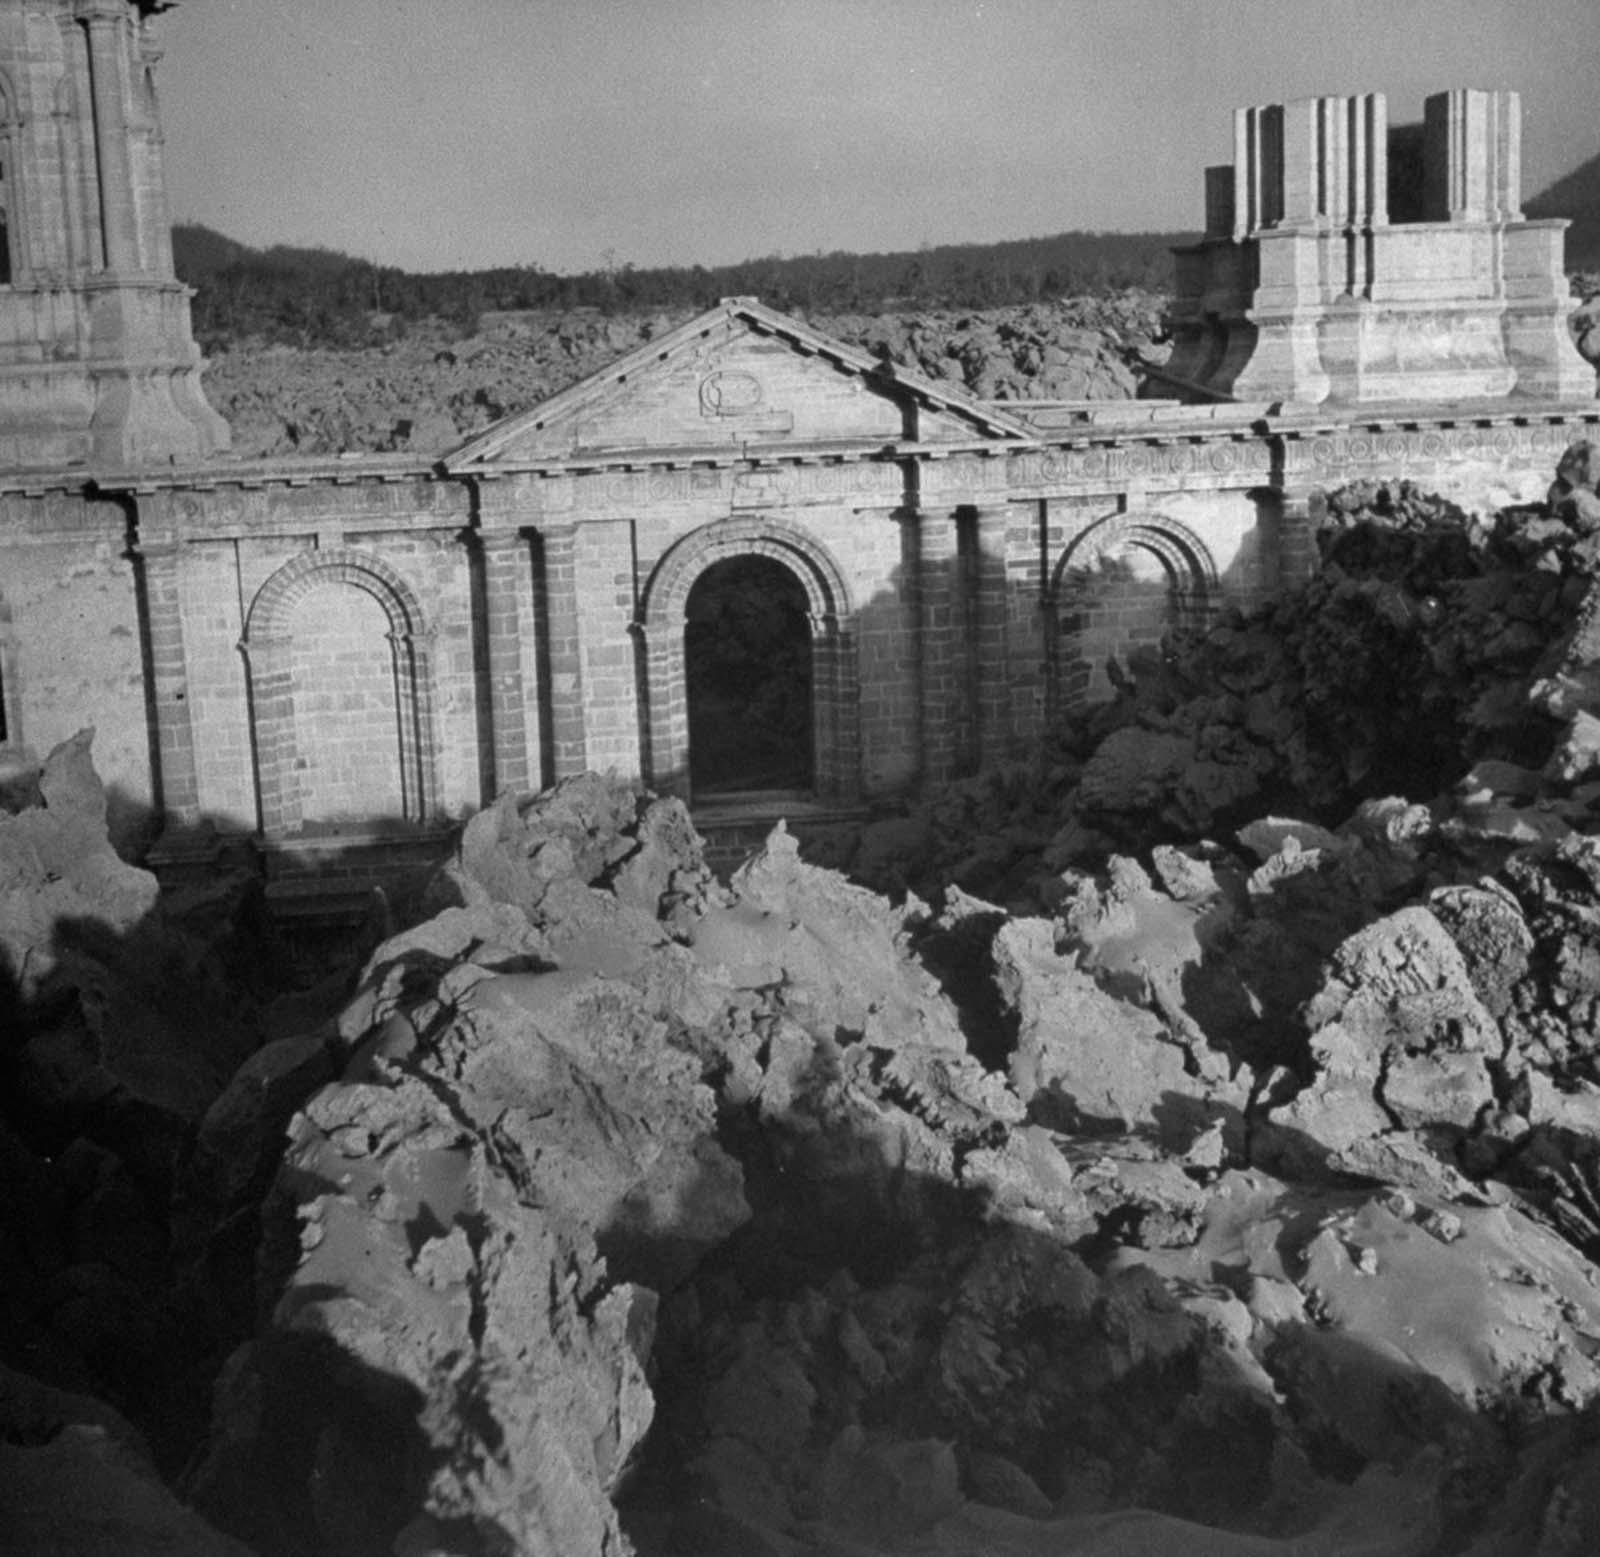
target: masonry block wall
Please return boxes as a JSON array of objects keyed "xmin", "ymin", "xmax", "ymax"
[
  {"xmin": 842, "ymin": 511, "xmax": 918, "ymax": 792},
  {"xmin": 288, "ymin": 585, "xmax": 405, "ymax": 824},
  {"xmin": 126, "ymin": 475, "xmax": 477, "ymax": 843},
  {"xmin": 2, "ymin": 399, "xmax": 1593, "ymax": 873},
  {"xmin": 0, "ymin": 490, "xmax": 151, "ymax": 850},
  {"xmin": 0, "ymin": 293, "xmax": 1588, "ymax": 884}
]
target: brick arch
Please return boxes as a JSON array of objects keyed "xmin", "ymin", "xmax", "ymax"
[
  {"xmin": 636, "ymin": 515, "xmax": 861, "ymax": 803},
  {"xmin": 240, "ymin": 549, "xmax": 440, "ymax": 836},
  {"xmin": 1049, "ymin": 512, "xmax": 1220, "ymax": 711}
]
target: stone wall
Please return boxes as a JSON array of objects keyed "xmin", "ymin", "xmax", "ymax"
[
  {"xmin": 2, "ymin": 352, "xmax": 1592, "ymax": 894},
  {"xmin": 0, "ymin": 489, "xmax": 151, "ymax": 851}
]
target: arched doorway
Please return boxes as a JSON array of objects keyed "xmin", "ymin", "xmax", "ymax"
[
  {"xmin": 685, "ymin": 554, "xmax": 814, "ymax": 795},
  {"xmin": 637, "ymin": 516, "xmax": 861, "ymax": 805}
]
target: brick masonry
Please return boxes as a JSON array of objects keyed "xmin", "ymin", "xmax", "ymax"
[{"xmin": 0, "ymin": 306, "xmax": 1594, "ymax": 876}]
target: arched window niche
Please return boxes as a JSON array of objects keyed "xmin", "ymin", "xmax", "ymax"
[
  {"xmin": 1050, "ymin": 512, "xmax": 1219, "ymax": 711},
  {"xmin": 240, "ymin": 549, "xmax": 441, "ymax": 839}
]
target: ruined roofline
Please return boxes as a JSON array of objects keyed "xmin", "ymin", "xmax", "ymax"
[
  {"xmin": 1164, "ymin": 85, "xmax": 1594, "ymax": 408},
  {"xmin": 443, "ymin": 297, "xmax": 1034, "ymax": 472},
  {"xmin": 1202, "ymin": 86, "xmax": 1530, "ymax": 237}
]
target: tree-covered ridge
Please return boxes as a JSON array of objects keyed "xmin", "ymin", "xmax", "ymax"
[{"xmin": 172, "ymin": 223, "xmax": 1196, "ymax": 349}]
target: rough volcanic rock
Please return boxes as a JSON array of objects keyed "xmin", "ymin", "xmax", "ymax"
[
  {"xmin": 1271, "ymin": 906, "xmax": 1501, "ymax": 1158},
  {"xmin": 203, "ymin": 296, "xmax": 1164, "ymax": 458},
  {"xmin": 0, "ymin": 728, "xmax": 160, "ymax": 1014},
  {"xmin": 166, "ymin": 761, "xmax": 1600, "ymax": 1555},
  {"xmin": 1, "ymin": 730, "xmax": 258, "ymax": 1128},
  {"xmin": 189, "ymin": 782, "xmax": 1019, "ymax": 1552},
  {"xmin": 191, "ymin": 1072, "xmax": 663, "ymax": 1556},
  {"xmin": 995, "ymin": 914, "xmax": 1195, "ymax": 1136}
]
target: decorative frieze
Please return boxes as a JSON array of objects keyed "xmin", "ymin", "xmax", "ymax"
[
  {"xmin": 1011, "ymin": 441, "xmax": 1270, "ymax": 489},
  {"xmin": 1285, "ymin": 418, "xmax": 1598, "ymax": 476},
  {"xmin": 499, "ymin": 460, "xmax": 910, "ymax": 516},
  {"xmin": 545, "ymin": 468, "xmax": 725, "ymax": 514},
  {"xmin": 729, "ymin": 461, "xmax": 903, "ymax": 508},
  {"xmin": 152, "ymin": 477, "xmax": 464, "ymax": 534}
]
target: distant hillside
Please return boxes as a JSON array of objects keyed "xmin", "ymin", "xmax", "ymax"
[
  {"xmin": 172, "ymin": 223, "xmax": 1196, "ymax": 350},
  {"xmin": 1527, "ymin": 151, "xmax": 1600, "ymax": 272}
]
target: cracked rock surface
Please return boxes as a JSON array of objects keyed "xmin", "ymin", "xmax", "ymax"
[{"xmin": 187, "ymin": 756, "xmax": 1600, "ymax": 1554}]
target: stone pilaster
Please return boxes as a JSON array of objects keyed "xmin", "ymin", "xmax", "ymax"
[
  {"xmin": 540, "ymin": 523, "xmax": 588, "ymax": 780},
  {"xmin": 136, "ymin": 532, "xmax": 200, "ymax": 827},
  {"xmin": 482, "ymin": 532, "xmax": 533, "ymax": 796},
  {"xmin": 573, "ymin": 518, "xmax": 642, "ymax": 782},
  {"xmin": 1234, "ymin": 94, "xmax": 1387, "ymax": 235},
  {"xmin": 1423, "ymin": 88, "xmax": 1521, "ymax": 223},
  {"xmin": 827, "ymin": 612, "xmax": 863, "ymax": 803},
  {"xmin": 235, "ymin": 626, "xmax": 295, "ymax": 838},
  {"xmin": 971, "ymin": 505, "xmax": 1012, "ymax": 761},
  {"xmin": 477, "ymin": 519, "xmax": 534, "ymax": 798},
  {"xmin": 917, "ymin": 506, "xmax": 960, "ymax": 787},
  {"xmin": 1278, "ymin": 491, "xmax": 1321, "ymax": 586}
]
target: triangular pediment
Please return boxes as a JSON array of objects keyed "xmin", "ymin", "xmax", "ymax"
[{"xmin": 444, "ymin": 298, "xmax": 1031, "ymax": 472}]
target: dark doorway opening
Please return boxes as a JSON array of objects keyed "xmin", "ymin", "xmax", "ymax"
[{"xmin": 685, "ymin": 555, "xmax": 813, "ymax": 795}]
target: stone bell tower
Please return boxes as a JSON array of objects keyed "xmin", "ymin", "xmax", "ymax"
[
  {"xmin": 1163, "ymin": 88, "xmax": 1593, "ymax": 407},
  {"xmin": 0, "ymin": 0, "xmax": 227, "ymax": 468}
]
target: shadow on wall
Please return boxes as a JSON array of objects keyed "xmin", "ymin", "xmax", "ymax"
[{"xmin": 822, "ymin": 495, "xmax": 1280, "ymax": 801}]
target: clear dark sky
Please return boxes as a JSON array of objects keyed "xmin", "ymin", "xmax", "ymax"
[{"xmin": 159, "ymin": 0, "xmax": 1600, "ymax": 275}]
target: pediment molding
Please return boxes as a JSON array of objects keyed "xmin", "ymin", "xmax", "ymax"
[{"xmin": 444, "ymin": 297, "xmax": 1033, "ymax": 474}]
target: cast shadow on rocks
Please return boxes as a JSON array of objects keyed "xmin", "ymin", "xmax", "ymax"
[
  {"xmin": 615, "ymin": 1094, "xmax": 1557, "ymax": 1557},
  {"xmin": 0, "ymin": 735, "xmax": 444, "ymax": 1507}
]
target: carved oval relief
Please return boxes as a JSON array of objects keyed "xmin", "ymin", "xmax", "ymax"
[{"xmin": 700, "ymin": 370, "xmax": 763, "ymax": 418}]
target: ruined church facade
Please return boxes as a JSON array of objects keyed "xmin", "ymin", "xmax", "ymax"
[{"xmin": 0, "ymin": 1, "xmax": 1596, "ymax": 897}]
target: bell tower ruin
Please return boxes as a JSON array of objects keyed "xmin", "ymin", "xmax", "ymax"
[
  {"xmin": 0, "ymin": 0, "xmax": 227, "ymax": 468},
  {"xmin": 1163, "ymin": 88, "xmax": 1593, "ymax": 406}
]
